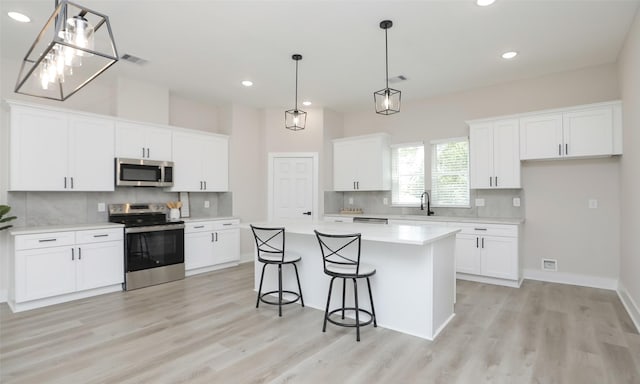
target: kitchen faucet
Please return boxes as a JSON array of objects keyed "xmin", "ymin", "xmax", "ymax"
[{"xmin": 420, "ymin": 192, "xmax": 435, "ymax": 216}]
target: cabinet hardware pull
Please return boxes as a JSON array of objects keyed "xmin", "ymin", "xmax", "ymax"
[
  {"xmin": 559, "ymin": 144, "xmax": 561, "ymax": 156},
  {"xmin": 495, "ymin": 176, "xmax": 498, "ymax": 187},
  {"xmin": 476, "ymin": 237, "xmax": 479, "ymax": 248},
  {"xmin": 565, "ymin": 143, "xmax": 568, "ymax": 156},
  {"xmin": 353, "ymin": 181, "xmax": 356, "ymax": 190},
  {"xmin": 482, "ymin": 238, "xmax": 485, "ymax": 248},
  {"xmin": 64, "ymin": 177, "xmax": 67, "ymax": 189},
  {"xmin": 79, "ymin": 248, "xmax": 82, "ymax": 260},
  {"xmin": 70, "ymin": 177, "xmax": 74, "ymax": 189},
  {"xmin": 357, "ymin": 181, "xmax": 359, "ymax": 189},
  {"xmin": 474, "ymin": 228, "xmax": 487, "ymax": 231},
  {"xmin": 489, "ymin": 177, "xmax": 492, "ymax": 187},
  {"xmin": 194, "ymin": 225, "xmax": 205, "ymax": 229},
  {"xmin": 39, "ymin": 238, "xmax": 57, "ymax": 242},
  {"xmin": 223, "ymin": 223, "xmax": 232, "ymax": 226},
  {"xmin": 146, "ymin": 148, "xmax": 150, "ymax": 158},
  {"xmin": 93, "ymin": 234, "xmax": 109, "ymax": 238},
  {"xmin": 71, "ymin": 248, "xmax": 74, "ymax": 260},
  {"xmin": 142, "ymin": 147, "xmax": 145, "ymax": 158},
  {"xmin": 212, "ymin": 233, "xmax": 214, "ymax": 242},
  {"xmin": 215, "ymin": 232, "xmax": 218, "ymax": 242},
  {"xmin": 204, "ymin": 181, "xmax": 207, "ymax": 190}
]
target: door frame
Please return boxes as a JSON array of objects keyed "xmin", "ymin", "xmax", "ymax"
[{"xmin": 267, "ymin": 152, "xmax": 319, "ymax": 222}]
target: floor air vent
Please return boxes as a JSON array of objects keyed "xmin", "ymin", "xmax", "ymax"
[{"xmin": 542, "ymin": 258, "xmax": 558, "ymax": 272}]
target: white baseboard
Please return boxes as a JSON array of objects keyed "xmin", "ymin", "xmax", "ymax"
[
  {"xmin": 522, "ymin": 268, "xmax": 618, "ymax": 290},
  {"xmin": 456, "ymin": 273, "xmax": 521, "ymax": 288},
  {"xmin": 0, "ymin": 289, "xmax": 7, "ymax": 303},
  {"xmin": 617, "ymin": 282, "xmax": 640, "ymax": 334}
]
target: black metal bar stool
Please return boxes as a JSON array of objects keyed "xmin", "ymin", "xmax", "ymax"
[
  {"xmin": 314, "ymin": 230, "xmax": 377, "ymax": 341},
  {"xmin": 250, "ymin": 225, "xmax": 304, "ymax": 317}
]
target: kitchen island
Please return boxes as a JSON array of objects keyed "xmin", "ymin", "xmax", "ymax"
[{"xmin": 249, "ymin": 221, "xmax": 460, "ymax": 340}]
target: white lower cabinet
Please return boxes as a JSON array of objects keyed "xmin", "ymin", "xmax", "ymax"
[
  {"xmin": 11, "ymin": 228, "xmax": 124, "ymax": 312},
  {"xmin": 451, "ymin": 222, "xmax": 520, "ymax": 287},
  {"xmin": 184, "ymin": 219, "xmax": 240, "ymax": 275}
]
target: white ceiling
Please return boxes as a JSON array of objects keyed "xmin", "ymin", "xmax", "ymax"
[{"xmin": 1, "ymin": 0, "xmax": 638, "ymax": 112}]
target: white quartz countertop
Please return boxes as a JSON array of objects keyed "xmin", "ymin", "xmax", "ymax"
[
  {"xmin": 247, "ymin": 220, "xmax": 459, "ymax": 246},
  {"xmin": 10, "ymin": 222, "xmax": 125, "ymax": 236},
  {"xmin": 324, "ymin": 213, "xmax": 524, "ymax": 225}
]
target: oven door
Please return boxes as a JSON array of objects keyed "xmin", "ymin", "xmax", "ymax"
[{"xmin": 125, "ymin": 224, "xmax": 185, "ymax": 272}]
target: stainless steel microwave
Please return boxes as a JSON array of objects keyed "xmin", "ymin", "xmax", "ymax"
[{"xmin": 115, "ymin": 158, "xmax": 174, "ymax": 187}]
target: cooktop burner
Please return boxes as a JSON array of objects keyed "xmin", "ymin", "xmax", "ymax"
[{"xmin": 108, "ymin": 203, "xmax": 183, "ymax": 227}]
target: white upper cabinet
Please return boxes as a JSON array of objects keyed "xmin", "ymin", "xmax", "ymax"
[
  {"xmin": 333, "ymin": 133, "xmax": 391, "ymax": 191},
  {"xmin": 115, "ymin": 121, "xmax": 172, "ymax": 161},
  {"xmin": 519, "ymin": 102, "xmax": 621, "ymax": 160},
  {"xmin": 469, "ymin": 119, "xmax": 520, "ymax": 189},
  {"xmin": 170, "ymin": 131, "xmax": 228, "ymax": 192},
  {"xmin": 9, "ymin": 104, "xmax": 115, "ymax": 191}
]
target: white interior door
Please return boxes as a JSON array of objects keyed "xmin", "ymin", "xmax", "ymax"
[{"xmin": 273, "ymin": 157, "xmax": 314, "ymax": 221}]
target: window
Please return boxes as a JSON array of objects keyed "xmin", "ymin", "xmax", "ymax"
[
  {"xmin": 391, "ymin": 143, "xmax": 424, "ymax": 206},
  {"xmin": 431, "ymin": 137, "xmax": 469, "ymax": 207}
]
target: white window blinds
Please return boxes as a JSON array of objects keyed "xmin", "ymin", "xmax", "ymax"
[
  {"xmin": 431, "ymin": 137, "xmax": 470, "ymax": 207},
  {"xmin": 391, "ymin": 143, "xmax": 424, "ymax": 206}
]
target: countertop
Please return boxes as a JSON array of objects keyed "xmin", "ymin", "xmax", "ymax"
[
  {"xmin": 181, "ymin": 216, "xmax": 239, "ymax": 223},
  {"xmin": 247, "ymin": 220, "xmax": 460, "ymax": 246},
  {"xmin": 324, "ymin": 213, "xmax": 524, "ymax": 225},
  {"xmin": 10, "ymin": 222, "xmax": 125, "ymax": 236}
]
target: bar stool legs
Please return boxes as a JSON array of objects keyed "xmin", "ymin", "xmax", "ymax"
[
  {"xmin": 255, "ymin": 262, "xmax": 304, "ymax": 317},
  {"xmin": 322, "ymin": 276, "xmax": 377, "ymax": 341}
]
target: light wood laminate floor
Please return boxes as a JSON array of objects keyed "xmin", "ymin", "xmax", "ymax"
[{"xmin": 1, "ymin": 262, "xmax": 639, "ymax": 384}]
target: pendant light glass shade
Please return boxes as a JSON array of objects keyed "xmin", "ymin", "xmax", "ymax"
[
  {"xmin": 14, "ymin": 0, "xmax": 118, "ymax": 101},
  {"xmin": 374, "ymin": 20, "xmax": 401, "ymax": 115},
  {"xmin": 285, "ymin": 54, "xmax": 306, "ymax": 131}
]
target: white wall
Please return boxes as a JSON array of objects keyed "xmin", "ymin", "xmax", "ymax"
[
  {"xmin": 342, "ymin": 63, "xmax": 621, "ymax": 286},
  {"xmin": 169, "ymin": 93, "xmax": 219, "ymax": 133},
  {"xmin": 618, "ymin": 9, "xmax": 640, "ymax": 329},
  {"xmin": 116, "ymin": 76, "xmax": 169, "ymax": 124}
]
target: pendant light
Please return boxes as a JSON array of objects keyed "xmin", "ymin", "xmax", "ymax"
[
  {"xmin": 14, "ymin": 0, "xmax": 118, "ymax": 101},
  {"xmin": 285, "ymin": 54, "xmax": 306, "ymax": 131},
  {"xmin": 374, "ymin": 20, "xmax": 401, "ymax": 115}
]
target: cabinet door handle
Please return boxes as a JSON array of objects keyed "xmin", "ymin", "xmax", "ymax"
[
  {"xmin": 353, "ymin": 181, "xmax": 356, "ymax": 190},
  {"xmin": 142, "ymin": 147, "xmax": 146, "ymax": 158},
  {"xmin": 93, "ymin": 234, "xmax": 109, "ymax": 238},
  {"xmin": 559, "ymin": 144, "xmax": 562, "ymax": 156},
  {"xmin": 476, "ymin": 237, "xmax": 479, "ymax": 248},
  {"xmin": 565, "ymin": 144, "xmax": 568, "ymax": 156},
  {"xmin": 357, "ymin": 181, "xmax": 359, "ymax": 189},
  {"xmin": 39, "ymin": 238, "xmax": 57, "ymax": 243},
  {"xmin": 495, "ymin": 176, "xmax": 498, "ymax": 187},
  {"xmin": 78, "ymin": 247, "xmax": 82, "ymax": 260},
  {"xmin": 216, "ymin": 232, "xmax": 218, "ymax": 242},
  {"xmin": 71, "ymin": 248, "xmax": 75, "ymax": 261},
  {"xmin": 211, "ymin": 233, "xmax": 214, "ymax": 242},
  {"xmin": 70, "ymin": 177, "xmax": 74, "ymax": 189},
  {"xmin": 200, "ymin": 181, "xmax": 203, "ymax": 190},
  {"xmin": 482, "ymin": 238, "xmax": 485, "ymax": 249},
  {"xmin": 223, "ymin": 223, "xmax": 232, "ymax": 226},
  {"xmin": 489, "ymin": 177, "xmax": 492, "ymax": 187},
  {"xmin": 194, "ymin": 225, "xmax": 205, "ymax": 229},
  {"xmin": 147, "ymin": 148, "xmax": 150, "ymax": 158},
  {"xmin": 64, "ymin": 177, "xmax": 67, "ymax": 189},
  {"xmin": 204, "ymin": 181, "xmax": 207, "ymax": 190}
]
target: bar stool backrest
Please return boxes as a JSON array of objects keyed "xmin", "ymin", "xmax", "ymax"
[
  {"xmin": 250, "ymin": 225, "xmax": 285, "ymax": 263},
  {"xmin": 314, "ymin": 230, "xmax": 362, "ymax": 275}
]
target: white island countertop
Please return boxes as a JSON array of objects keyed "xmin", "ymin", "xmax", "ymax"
[
  {"xmin": 324, "ymin": 213, "xmax": 524, "ymax": 225},
  {"xmin": 248, "ymin": 220, "xmax": 459, "ymax": 246}
]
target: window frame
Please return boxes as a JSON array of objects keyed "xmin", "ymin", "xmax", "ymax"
[
  {"xmin": 390, "ymin": 141, "xmax": 425, "ymax": 207},
  {"xmin": 430, "ymin": 136, "xmax": 470, "ymax": 208}
]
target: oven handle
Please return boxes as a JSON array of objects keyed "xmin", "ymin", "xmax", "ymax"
[{"xmin": 125, "ymin": 223, "xmax": 185, "ymax": 234}]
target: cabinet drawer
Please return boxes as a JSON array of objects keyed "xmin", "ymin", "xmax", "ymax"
[
  {"xmin": 449, "ymin": 222, "xmax": 518, "ymax": 237},
  {"xmin": 323, "ymin": 216, "xmax": 354, "ymax": 223},
  {"xmin": 212, "ymin": 219, "xmax": 240, "ymax": 230},
  {"xmin": 185, "ymin": 222, "xmax": 216, "ymax": 233},
  {"xmin": 15, "ymin": 231, "xmax": 75, "ymax": 251},
  {"xmin": 76, "ymin": 228, "xmax": 124, "ymax": 244}
]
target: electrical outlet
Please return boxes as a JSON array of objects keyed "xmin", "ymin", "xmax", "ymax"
[
  {"xmin": 204, "ymin": 200, "xmax": 210, "ymax": 208},
  {"xmin": 383, "ymin": 197, "xmax": 389, "ymax": 205},
  {"xmin": 475, "ymin": 198, "xmax": 485, "ymax": 207},
  {"xmin": 348, "ymin": 197, "xmax": 354, "ymax": 205},
  {"xmin": 97, "ymin": 203, "xmax": 106, "ymax": 212},
  {"xmin": 513, "ymin": 197, "xmax": 521, "ymax": 207},
  {"xmin": 588, "ymin": 199, "xmax": 598, "ymax": 209}
]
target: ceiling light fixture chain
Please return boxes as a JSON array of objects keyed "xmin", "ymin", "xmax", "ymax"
[
  {"xmin": 285, "ymin": 53, "xmax": 306, "ymax": 131},
  {"xmin": 374, "ymin": 19, "xmax": 401, "ymax": 115}
]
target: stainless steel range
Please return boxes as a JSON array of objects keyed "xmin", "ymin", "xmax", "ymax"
[{"xmin": 108, "ymin": 203, "xmax": 185, "ymax": 290}]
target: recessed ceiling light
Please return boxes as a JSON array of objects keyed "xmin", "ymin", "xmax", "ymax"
[
  {"xmin": 241, "ymin": 80, "xmax": 253, "ymax": 87},
  {"xmin": 8, "ymin": 11, "xmax": 30, "ymax": 23},
  {"xmin": 476, "ymin": 0, "xmax": 496, "ymax": 6},
  {"xmin": 302, "ymin": 101, "xmax": 312, "ymax": 106},
  {"xmin": 502, "ymin": 51, "xmax": 518, "ymax": 59}
]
